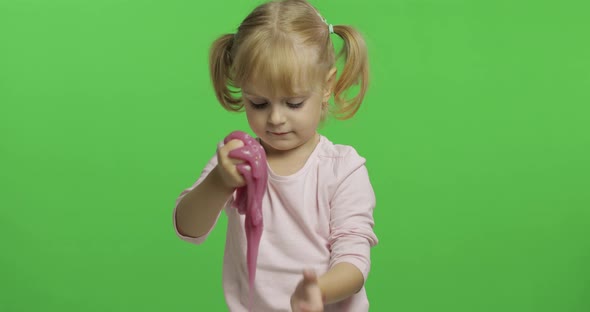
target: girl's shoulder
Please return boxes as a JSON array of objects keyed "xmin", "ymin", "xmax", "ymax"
[
  {"xmin": 317, "ymin": 135, "xmax": 365, "ymax": 161},
  {"xmin": 315, "ymin": 135, "xmax": 367, "ymax": 174}
]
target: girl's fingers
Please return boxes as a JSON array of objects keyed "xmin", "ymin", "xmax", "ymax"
[
  {"xmin": 303, "ymin": 269, "xmax": 317, "ymax": 283},
  {"xmin": 299, "ymin": 302, "xmax": 312, "ymax": 312},
  {"xmin": 225, "ymin": 139, "xmax": 244, "ymax": 150},
  {"xmin": 222, "ymin": 140, "xmax": 247, "ymax": 165},
  {"xmin": 216, "ymin": 139, "xmax": 248, "ymax": 188},
  {"xmin": 218, "ymin": 139, "xmax": 243, "ymax": 156}
]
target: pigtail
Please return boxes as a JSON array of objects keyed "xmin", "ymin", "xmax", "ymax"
[
  {"xmin": 209, "ymin": 34, "xmax": 242, "ymax": 111},
  {"xmin": 331, "ymin": 25, "xmax": 369, "ymax": 120}
]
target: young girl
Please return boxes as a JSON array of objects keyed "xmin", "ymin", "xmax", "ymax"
[{"xmin": 173, "ymin": 0, "xmax": 378, "ymax": 311}]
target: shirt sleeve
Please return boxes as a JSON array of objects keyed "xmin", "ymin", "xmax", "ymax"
[
  {"xmin": 172, "ymin": 153, "xmax": 231, "ymax": 245},
  {"xmin": 328, "ymin": 150, "xmax": 379, "ymax": 282}
]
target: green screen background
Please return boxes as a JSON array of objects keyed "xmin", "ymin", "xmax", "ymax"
[{"xmin": 1, "ymin": 0, "xmax": 589, "ymax": 311}]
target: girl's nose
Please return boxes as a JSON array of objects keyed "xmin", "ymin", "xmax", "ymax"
[{"xmin": 268, "ymin": 106, "xmax": 286, "ymax": 125}]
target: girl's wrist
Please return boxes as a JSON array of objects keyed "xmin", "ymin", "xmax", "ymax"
[{"xmin": 211, "ymin": 165, "xmax": 236, "ymax": 193}]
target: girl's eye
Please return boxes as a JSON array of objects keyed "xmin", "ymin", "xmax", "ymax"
[
  {"xmin": 287, "ymin": 102, "xmax": 304, "ymax": 109},
  {"xmin": 250, "ymin": 102, "xmax": 268, "ymax": 109}
]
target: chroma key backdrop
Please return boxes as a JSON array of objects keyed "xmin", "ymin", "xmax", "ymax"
[{"xmin": 1, "ymin": 0, "xmax": 589, "ymax": 311}]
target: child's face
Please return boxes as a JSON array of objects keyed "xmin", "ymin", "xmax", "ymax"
[{"xmin": 242, "ymin": 81, "xmax": 325, "ymax": 157}]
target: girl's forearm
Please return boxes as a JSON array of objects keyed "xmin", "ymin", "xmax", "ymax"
[
  {"xmin": 175, "ymin": 166, "xmax": 234, "ymax": 238},
  {"xmin": 317, "ymin": 262, "xmax": 365, "ymax": 305}
]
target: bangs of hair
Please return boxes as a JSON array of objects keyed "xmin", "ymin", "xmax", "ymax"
[{"xmin": 232, "ymin": 31, "xmax": 327, "ymax": 97}]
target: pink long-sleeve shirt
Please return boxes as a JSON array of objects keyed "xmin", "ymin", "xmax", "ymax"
[{"xmin": 173, "ymin": 135, "xmax": 378, "ymax": 311}]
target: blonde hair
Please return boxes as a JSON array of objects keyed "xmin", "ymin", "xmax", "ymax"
[{"xmin": 209, "ymin": 0, "xmax": 369, "ymax": 120}]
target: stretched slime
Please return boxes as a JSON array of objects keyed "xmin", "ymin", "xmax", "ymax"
[{"xmin": 223, "ymin": 131, "xmax": 267, "ymax": 308}]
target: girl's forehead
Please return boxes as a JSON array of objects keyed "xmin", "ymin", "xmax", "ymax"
[
  {"xmin": 233, "ymin": 32, "xmax": 328, "ymax": 99},
  {"xmin": 240, "ymin": 57, "xmax": 323, "ymax": 98}
]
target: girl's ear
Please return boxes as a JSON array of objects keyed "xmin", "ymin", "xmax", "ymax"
[{"xmin": 323, "ymin": 67, "xmax": 337, "ymax": 102}]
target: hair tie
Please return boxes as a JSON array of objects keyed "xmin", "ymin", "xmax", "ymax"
[{"xmin": 317, "ymin": 11, "xmax": 334, "ymax": 34}]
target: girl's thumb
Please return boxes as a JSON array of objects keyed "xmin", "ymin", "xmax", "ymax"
[{"xmin": 303, "ymin": 269, "xmax": 318, "ymax": 283}]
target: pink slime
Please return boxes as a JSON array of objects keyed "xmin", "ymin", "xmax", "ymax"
[{"xmin": 224, "ymin": 131, "xmax": 267, "ymax": 308}]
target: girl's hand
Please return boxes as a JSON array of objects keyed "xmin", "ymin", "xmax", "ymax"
[
  {"xmin": 290, "ymin": 270, "xmax": 325, "ymax": 312},
  {"xmin": 215, "ymin": 139, "xmax": 247, "ymax": 189}
]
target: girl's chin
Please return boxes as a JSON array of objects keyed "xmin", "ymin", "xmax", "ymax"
[{"xmin": 259, "ymin": 139, "xmax": 296, "ymax": 153}]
